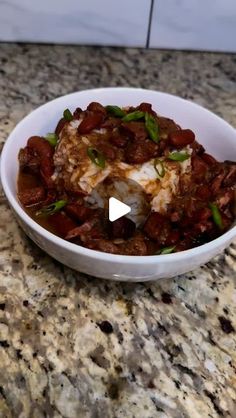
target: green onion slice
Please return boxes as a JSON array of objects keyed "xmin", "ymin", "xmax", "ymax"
[
  {"xmin": 159, "ymin": 246, "xmax": 176, "ymax": 255},
  {"xmin": 45, "ymin": 133, "xmax": 58, "ymax": 147},
  {"xmin": 63, "ymin": 108, "xmax": 73, "ymax": 121},
  {"xmin": 87, "ymin": 147, "xmax": 105, "ymax": 169},
  {"xmin": 145, "ymin": 112, "xmax": 159, "ymax": 143},
  {"xmin": 209, "ymin": 203, "xmax": 223, "ymax": 229},
  {"xmin": 122, "ymin": 110, "xmax": 145, "ymax": 122},
  {"xmin": 36, "ymin": 200, "xmax": 67, "ymax": 217},
  {"xmin": 154, "ymin": 159, "xmax": 165, "ymax": 178},
  {"xmin": 168, "ymin": 151, "xmax": 190, "ymax": 162},
  {"xmin": 105, "ymin": 105, "xmax": 126, "ymax": 118}
]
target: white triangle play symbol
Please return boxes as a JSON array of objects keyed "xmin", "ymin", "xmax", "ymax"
[{"xmin": 109, "ymin": 197, "xmax": 131, "ymax": 222}]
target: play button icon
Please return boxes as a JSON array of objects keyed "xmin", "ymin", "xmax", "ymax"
[
  {"xmin": 109, "ymin": 197, "xmax": 131, "ymax": 222},
  {"xmin": 85, "ymin": 177, "xmax": 150, "ymax": 226}
]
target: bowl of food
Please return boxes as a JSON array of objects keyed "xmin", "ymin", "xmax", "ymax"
[{"xmin": 1, "ymin": 87, "xmax": 235, "ymax": 281}]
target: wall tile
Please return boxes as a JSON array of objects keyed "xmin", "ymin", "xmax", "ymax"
[
  {"xmin": 0, "ymin": 0, "xmax": 151, "ymax": 47},
  {"xmin": 150, "ymin": 0, "xmax": 236, "ymax": 52}
]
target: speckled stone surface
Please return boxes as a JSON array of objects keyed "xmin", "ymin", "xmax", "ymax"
[{"xmin": 0, "ymin": 44, "xmax": 236, "ymax": 418}]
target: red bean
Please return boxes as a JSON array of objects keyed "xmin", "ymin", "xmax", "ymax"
[
  {"xmin": 73, "ymin": 107, "xmax": 82, "ymax": 119},
  {"xmin": 169, "ymin": 129, "xmax": 195, "ymax": 147},
  {"xmin": 27, "ymin": 136, "xmax": 54, "ymax": 188},
  {"xmin": 27, "ymin": 136, "xmax": 54, "ymax": 159},
  {"xmin": 78, "ymin": 113, "xmax": 104, "ymax": 134},
  {"xmin": 138, "ymin": 102, "xmax": 157, "ymax": 116},
  {"xmin": 18, "ymin": 147, "xmax": 40, "ymax": 174},
  {"xmin": 55, "ymin": 118, "xmax": 67, "ymax": 136},
  {"xmin": 190, "ymin": 140, "xmax": 205, "ymax": 155},
  {"xmin": 87, "ymin": 102, "xmax": 106, "ymax": 115}
]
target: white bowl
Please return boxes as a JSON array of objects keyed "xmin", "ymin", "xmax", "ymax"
[{"xmin": 1, "ymin": 87, "xmax": 236, "ymax": 281}]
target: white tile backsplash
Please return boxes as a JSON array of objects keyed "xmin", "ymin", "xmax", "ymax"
[
  {"xmin": 149, "ymin": 0, "xmax": 236, "ymax": 52},
  {"xmin": 0, "ymin": 0, "xmax": 151, "ymax": 47},
  {"xmin": 0, "ymin": 0, "xmax": 236, "ymax": 52}
]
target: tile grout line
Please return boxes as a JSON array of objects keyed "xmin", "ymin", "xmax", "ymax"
[{"xmin": 146, "ymin": 0, "xmax": 155, "ymax": 48}]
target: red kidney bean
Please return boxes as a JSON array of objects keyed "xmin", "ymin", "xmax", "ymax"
[
  {"xmin": 27, "ymin": 136, "xmax": 54, "ymax": 159},
  {"xmin": 87, "ymin": 102, "xmax": 106, "ymax": 115},
  {"xmin": 27, "ymin": 136, "xmax": 54, "ymax": 188},
  {"xmin": 169, "ymin": 129, "xmax": 195, "ymax": 147},
  {"xmin": 138, "ymin": 102, "xmax": 157, "ymax": 116},
  {"xmin": 78, "ymin": 113, "xmax": 104, "ymax": 134},
  {"xmin": 18, "ymin": 187, "xmax": 45, "ymax": 206},
  {"xmin": 73, "ymin": 107, "xmax": 82, "ymax": 119},
  {"xmin": 18, "ymin": 147, "xmax": 40, "ymax": 174},
  {"xmin": 190, "ymin": 140, "xmax": 205, "ymax": 155},
  {"xmin": 55, "ymin": 118, "xmax": 67, "ymax": 136}
]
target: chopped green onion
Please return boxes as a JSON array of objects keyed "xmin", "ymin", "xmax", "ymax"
[
  {"xmin": 122, "ymin": 110, "xmax": 145, "ymax": 122},
  {"xmin": 168, "ymin": 151, "xmax": 190, "ymax": 162},
  {"xmin": 106, "ymin": 105, "xmax": 126, "ymax": 118},
  {"xmin": 63, "ymin": 108, "xmax": 73, "ymax": 121},
  {"xmin": 154, "ymin": 159, "xmax": 165, "ymax": 178},
  {"xmin": 87, "ymin": 147, "xmax": 105, "ymax": 169},
  {"xmin": 145, "ymin": 112, "xmax": 159, "ymax": 143},
  {"xmin": 36, "ymin": 200, "xmax": 67, "ymax": 217},
  {"xmin": 209, "ymin": 203, "xmax": 223, "ymax": 229},
  {"xmin": 159, "ymin": 246, "xmax": 176, "ymax": 255},
  {"xmin": 45, "ymin": 133, "xmax": 58, "ymax": 147}
]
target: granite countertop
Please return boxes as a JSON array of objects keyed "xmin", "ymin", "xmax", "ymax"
[{"xmin": 0, "ymin": 44, "xmax": 236, "ymax": 418}]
